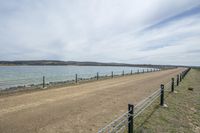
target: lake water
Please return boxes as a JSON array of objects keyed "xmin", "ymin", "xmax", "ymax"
[{"xmin": 0, "ymin": 66, "xmax": 155, "ymax": 90}]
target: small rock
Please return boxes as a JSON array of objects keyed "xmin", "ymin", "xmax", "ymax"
[{"xmin": 188, "ymin": 87, "xmax": 194, "ymax": 91}]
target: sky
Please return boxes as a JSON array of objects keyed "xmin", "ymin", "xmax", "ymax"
[{"xmin": 0, "ymin": 0, "xmax": 200, "ymax": 66}]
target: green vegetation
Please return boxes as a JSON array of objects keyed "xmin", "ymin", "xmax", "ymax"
[{"xmin": 134, "ymin": 69, "xmax": 200, "ymax": 133}]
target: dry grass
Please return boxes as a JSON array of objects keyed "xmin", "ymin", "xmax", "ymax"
[{"xmin": 134, "ymin": 68, "xmax": 200, "ymax": 133}]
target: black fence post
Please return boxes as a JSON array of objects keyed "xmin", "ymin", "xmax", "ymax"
[
  {"xmin": 75, "ymin": 74, "xmax": 78, "ymax": 83},
  {"xmin": 177, "ymin": 75, "xmax": 179, "ymax": 86},
  {"xmin": 183, "ymin": 68, "xmax": 191, "ymax": 79},
  {"xmin": 180, "ymin": 73, "xmax": 182, "ymax": 82},
  {"xmin": 182, "ymin": 71, "xmax": 185, "ymax": 79},
  {"xmin": 160, "ymin": 84, "xmax": 164, "ymax": 106},
  {"xmin": 97, "ymin": 72, "xmax": 99, "ymax": 80},
  {"xmin": 128, "ymin": 104, "xmax": 134, "ymax": 133},
  {"xmin": 137, "ymin": 69, "xmax": 139, "ymax": 74},
  {"xmin": 131, "ymin": 70, "xmax": 132, "ymax": 75},
  {"xmin": 111, "ymin": 71, "xmax": 113, "ymax": 78},
  {"xmin": 171, "ymin": 78, "xmax": 174, "ymax": 92},
  {"xmin": 43, "ymin": 76, "xmax": 45, "ymax": 88},
  {"xmin": 122, "ymin": 70, "xmax": 124, "ymax": 76},
  {"xmin": 143, "ymin": 69, "xmax": 144, "ymax": 73},
  {"xmin": 181, "ymin": 72, "xmax": 184, "ymax": 80}
]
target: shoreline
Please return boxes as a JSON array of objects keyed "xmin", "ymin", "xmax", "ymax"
[
  {"xmin": 0, "ymin": 64, "xmax": 162, "ymax": 68},
  {"xmin": 0, "ymin": 70, "xmax": 160, "ymax": 97}
]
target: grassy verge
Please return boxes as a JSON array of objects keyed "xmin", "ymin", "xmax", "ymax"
[{"xmin": 134, "ymin": 68, "xmax": 200, "ymax": 133}]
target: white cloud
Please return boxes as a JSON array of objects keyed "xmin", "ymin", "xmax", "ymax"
[{"xmin": 0, "ymin": 0, "xmax": 200, "ymax": 66}]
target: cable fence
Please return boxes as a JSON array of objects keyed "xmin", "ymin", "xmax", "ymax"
[
  {"xmin": 97, "ymin": 68, "xmax": 191, "ymax": 133},
  {"xmin": 134, "ymin": 88, "xmax": 161, "ymax": 119},
  {"xmin": 0, "ymin": 68, "xmax": 160, "ymax": 91},
  {"xmin": 98, "ymin": 111, "xmax": 130, "ymax": 133},
  {"xmin": 164, "ymin": 81, "xmax": 172, "ymax": 92}
]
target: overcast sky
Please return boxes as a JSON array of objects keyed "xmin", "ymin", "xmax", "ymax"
[{"xmin": 0, "ymin": 0, "xmax": 200, "ymax": 66}]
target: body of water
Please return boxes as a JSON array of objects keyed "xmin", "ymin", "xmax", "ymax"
[{"xmin": 0, "ymin": 66, "xmax": 155, "ymax": 90}]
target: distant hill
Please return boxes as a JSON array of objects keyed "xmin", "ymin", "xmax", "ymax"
[{"xmin": 0, "ymin": 60, "xmax": 177, "ymax": 68}]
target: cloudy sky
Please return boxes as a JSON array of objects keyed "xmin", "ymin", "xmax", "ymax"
[{"xmin": 0, "ymin": 0, "xmax": 200, "ymax": 66}]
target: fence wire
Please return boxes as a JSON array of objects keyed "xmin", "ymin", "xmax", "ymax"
[
  {"xmin": 164, "ymin": 81, "xmax": 172, "ymax": 92},
  {"xmin": 97, "ymin": 80, "xmax": 173, "ymax": 133},
  {"xmin": 98, "ymin": 68, "xmax": 190, "ymax": 133},
  {"xmin": 134, "ymin": 89, "xmax": 160, "ymax": 118},
  {"xmin": 98, "ymin": 87, "xmax": 161, "ymax": 133},
  {"xmin": 1, "ymin": 69, "xmax": 159, "ymax": 90},
  {"xmin": 98, "ymin": 111, "xmax": 130, "ymax": 133}
]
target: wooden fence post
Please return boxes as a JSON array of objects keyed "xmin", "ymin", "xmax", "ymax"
[
  {"xmin": 128, "ymin": 104, "xmax": 134, "ymax": 133},
  {"xmin": 111, "ymin": 71, "xmax": 113, "ymax": 78},
  {"xmin": 160, "ymin": 84, "xmax": 164, "ymax": 106},
  {"xmin": 171, "ymin": 78, "xmax": 174, "ymax": 92},
  {"xmin": 75, "ymin": 74, "xmax": 78, "ymax": 83},
  {"xmin": 43, "ymin": 76, "xmax": 45, "ymax": 88},
  {"xmin": 97, "ymin": 72, "xmax": 99, "ymax": 80},
  {"xmin": 177, "ymin": 75, "xmax": 179, "ymax": 86}
]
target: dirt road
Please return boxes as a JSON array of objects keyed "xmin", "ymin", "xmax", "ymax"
[{"xmin": 0, "ymin": 68, "xmax": 184, "ymax": 133}]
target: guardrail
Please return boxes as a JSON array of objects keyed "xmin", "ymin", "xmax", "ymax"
[{"xmin": 98, "ymin": 68, "xmax": 191, "ymax": 133}]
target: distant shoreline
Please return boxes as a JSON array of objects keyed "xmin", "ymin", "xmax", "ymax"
[
  {"xmin": 0, "ymin": 60, "xmax": 177, "ymax": 68},
  {"xmin": 0, "ymin": 64, "xmax": 155, "ymax": 67}
]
